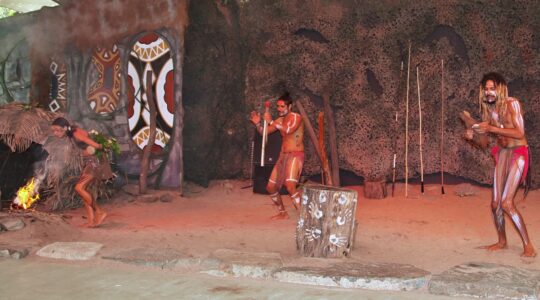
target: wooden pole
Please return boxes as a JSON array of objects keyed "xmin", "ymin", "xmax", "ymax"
[
  {"xmin": 317, "ymin": 112, "xmax": 329, "ymax": 185},
  {"xmin": 322, "ymin": 93, "xmax": 340, "ymax": 187},
  {"xmin": 392, "ymin": 61, "xmax": 404, "ymax": 197},
  {"xmin": 260, "ymin": 101, "xmax": 270, "ymax": 166},
  {"xmin": 405, "ymin": 42, "xmax": 411, "ymax": 197},
  {"xmin": 140, "ymin": 71, "xmax": 157, "ymax": 194},
  {"xmin": 440, "ymin": 59, "xmax": 445, "ymax": 195},
  {"xmin": 417, "ymin": 66, "xmax": 424, "ymax": 194},
  {"xmin": 296, "ymin": 99, "xmax": 334, "ymax": 186}
]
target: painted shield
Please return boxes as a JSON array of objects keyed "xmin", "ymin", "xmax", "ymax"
[
  {"xmin": 127, "ymin": 32, "xmax": 175, "ymax": 153},
  {"xmin": 87, "ymin": 45, "xmax": 122, "ymax": 114}
]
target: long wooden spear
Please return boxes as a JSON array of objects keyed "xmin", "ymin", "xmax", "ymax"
[
  {"xmin": 260, "ymin": 100, "xmax": 270, "ymax": 166},
  {"xmin": 440, "ymin": 59, "xmax": 445, "ymax": 195},
  {"xmin": 405, "ymin": 42, "xmax": 411, "ymax": 198},
  {"xmin": 417, "ymin": 65, "xmax": 424, "ymax": 194},
  {"xmin": 391, "ymin": 61, "xmax": 403, "ymax": 197}
]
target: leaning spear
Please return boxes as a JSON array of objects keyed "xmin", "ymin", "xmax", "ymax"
[
  {"xmin": 417, "ymin": 65, "xmax": 424, "ymax": 194},
  {"xmin": 440, "ymin": 59, "xmax": 445, "ymax": 195},
  {"xmin": 405, "ymin": 42, "xmax": 411, "ymax": 198},
  {"xmin": 391, "ymin": 61, "xmax": 403, "ymax": 197}
]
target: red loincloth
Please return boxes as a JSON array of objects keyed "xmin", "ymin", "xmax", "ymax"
[{"xmin": 491, "ymin": 145, "xmax": 529, "ymax": 184}]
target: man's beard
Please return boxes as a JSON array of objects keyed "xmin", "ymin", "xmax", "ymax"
[
  {"xmin": 484, "ymin": 91, "xmax": 497, "ymax": 104},
  {"xmin": 484, "ymin": 96, "xmax": 496, "ymax": 104}
]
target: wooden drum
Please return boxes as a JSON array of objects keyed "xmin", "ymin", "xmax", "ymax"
[{"xmin": 296, "ymin": 185, "xmax": 358, "ymax": 258}]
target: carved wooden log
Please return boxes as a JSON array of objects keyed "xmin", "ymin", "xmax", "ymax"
[
  {"xmin": 296, "ymin": 185, "xmax": 358, "ymax": 258},
  {"xmin": 364, "ymin": 179, "xmax": 387, "ymax": 199}
]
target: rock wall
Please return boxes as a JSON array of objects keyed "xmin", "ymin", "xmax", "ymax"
[
  {"xmin": 184, "ymin": 0, "xmax": 540, "ymax": 188},
  {"xmin": 0, "ymin": 15, "xmax": 33, "ymax": 104}
]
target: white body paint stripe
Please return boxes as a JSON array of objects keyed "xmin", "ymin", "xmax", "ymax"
[{"xmin": 286, "ymin": 113, "xmax": 298, "ymax": 134}]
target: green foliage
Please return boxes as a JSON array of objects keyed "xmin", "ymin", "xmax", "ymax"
[
  {"xmin": 0, "ymin": 7, "xmax": 17, "ymax": 19},
  {"xmin": 88, "ymin": 130, "xmax": 120, "ymax": 160}
]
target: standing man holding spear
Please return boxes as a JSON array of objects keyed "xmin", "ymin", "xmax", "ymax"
[{"xmin": 250, "ymin": 92, "xmax": 305, "ymax": 219}]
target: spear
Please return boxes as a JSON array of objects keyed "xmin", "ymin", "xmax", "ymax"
[
  {"xmin": 391, "ymin": 61, "xmax": 403, "ymax": 197},
  {"xmin": 405, "ymin": 42, "xmax": 411, "ymax": 198},
  {"xmin": 260, "ymin": 100, "xmax": 270, "ymax": 167},
  {"xmin": 440, "ymin": 59, "xmax": 445, "ymax": 195},
  {"xmin": 417, "ymin": 65, "xmax": 424, "ymax": 194}
]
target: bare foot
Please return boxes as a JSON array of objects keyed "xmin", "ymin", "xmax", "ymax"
[
  {"xmin": 79, "ymin": 222, "xmax": 94, "ymax": 228},
  {"xmin": 521, "ymin": 246, "xmax": 536, "ymax": 257},
  {"xmin": 478, "ymin": 242, "xmax": 507, "ymax": 251},
  {"xmin": 270, "ymin": 211, "xmax": 289, "ymax": 220},
  {"xmin": 94, "ymin": 212, "xmax": 108, "ymax": 227}
]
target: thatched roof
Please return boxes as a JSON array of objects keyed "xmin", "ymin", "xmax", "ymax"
[{"xmin": 0, "ymin": 102, "xmax": 58, "ymax": 152}]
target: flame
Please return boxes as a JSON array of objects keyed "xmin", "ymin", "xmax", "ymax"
[{"xmin": 13, "ymin": 177, "xmax": 40, "ymax": 209}]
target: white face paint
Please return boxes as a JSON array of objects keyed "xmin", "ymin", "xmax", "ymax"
[
  {"xmin": 485, "ymin": 90, "xmax": 497, "ymax": 103},
  {"xmin": 276, "ymin": 100, "xmax": 289, "ymax": 116},
  {"xmin": 484, "ymin": 80, "xmax": 497, "ymax": 104}
]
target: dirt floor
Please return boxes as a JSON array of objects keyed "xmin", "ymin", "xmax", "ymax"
[{"xmin": 1, "ymin": 179, "xmax": 539, "ymax": 274}]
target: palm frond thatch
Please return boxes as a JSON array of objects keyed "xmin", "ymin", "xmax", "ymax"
[{"xmin": 0, "ymin": 102, "xmax": 59, "ymax": 152}]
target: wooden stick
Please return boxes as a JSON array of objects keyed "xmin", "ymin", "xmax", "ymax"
[
  {"xmin": 140, "ymin": 71, "xmax": 157, "ymax": 194},
  {"xmin": 317, "ymin": 112, "xmax": 329, "ymax": 185},
  {"xmin": 392, "ymin": 61, "xmax": 404, "ymax": 197},
  {"xmin": 260, "ymin": 101, "xmax": 270, "ymax": 166},
  {"xmin": 440, "ymin": 59, "xmax": 445, "ymax": 195},
  {"xmin": 405, "ymin": 42, "xmax": 411, "ymax": 197},
  {"xmin": 392, "ymin": 112, "xmax": 398, "ymax": 197},
  {"xmin": 417, "ymin": 65, "xmax": 424, "ymax": 194},
  {"xmin": 295, "ymin": 99, "xmax": 334, "ymax": 186},
  {"xmin": 322, "ymin": 93, "xmax": 340, "ymax": 187}
]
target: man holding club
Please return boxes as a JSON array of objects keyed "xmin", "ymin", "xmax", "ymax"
[
  {"xmin": 250, "ymin": 92, "xmax": 305, "ymax": 220},
  {"xmin": 464, "ymin": 72, "xmax": 535, "ymax": 257}
]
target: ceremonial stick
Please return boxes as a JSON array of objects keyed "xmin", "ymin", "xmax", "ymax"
[
  {"xmin": 405, "ymin": 42, "xmax": 411, "ymax": 198},
  {"xmin": 260, "ymin": 100, "xmax": 270, "ymax": 167},
  {"xmin": 440, "ymin": 59, "xmax": 445, "ymax": 195},
  {"xmin": 391, "ymin": 61, "xmax": 403, "ymax": 197},
  {"xmin": 323, "ymin": 93, "xmax": 340, "ymax": 187},
  {"xmin": 417, "ymin": 65, "xmax": 424, "ymax": 194},
  {"xmin": 392, "ymin": 111, "xmax": 398, "ymax": 197},
  {"xmin": 317, "ymin": 112, "xmax": 328, "ymax": 185}
]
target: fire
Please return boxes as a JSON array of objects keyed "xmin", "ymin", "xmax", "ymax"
[{"xmin": 13, "ymin": 177, "xmax": 40, "ymax": 209}]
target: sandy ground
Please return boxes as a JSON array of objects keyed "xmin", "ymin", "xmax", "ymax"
[{"xmin": 1, "ymin": 179, "xmax": 539, "ymax": 274}]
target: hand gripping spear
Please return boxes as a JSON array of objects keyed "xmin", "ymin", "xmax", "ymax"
[{"xmin": 260, "ymin": 100, "xmax": 271, "ymax": 167}]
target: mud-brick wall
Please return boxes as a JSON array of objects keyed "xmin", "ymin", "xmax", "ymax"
[{"xmin": 185, "ymin": 0, "xmax": 540, "ymax": 188}]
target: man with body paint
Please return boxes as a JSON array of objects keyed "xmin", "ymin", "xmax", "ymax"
[
  {"xmin": 464, "ymin": 72, "xmax": 535, "ymax": 257},
  {"xmin": 250, "ymin": 92, "xmax": 305, "ymax": 220}
]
